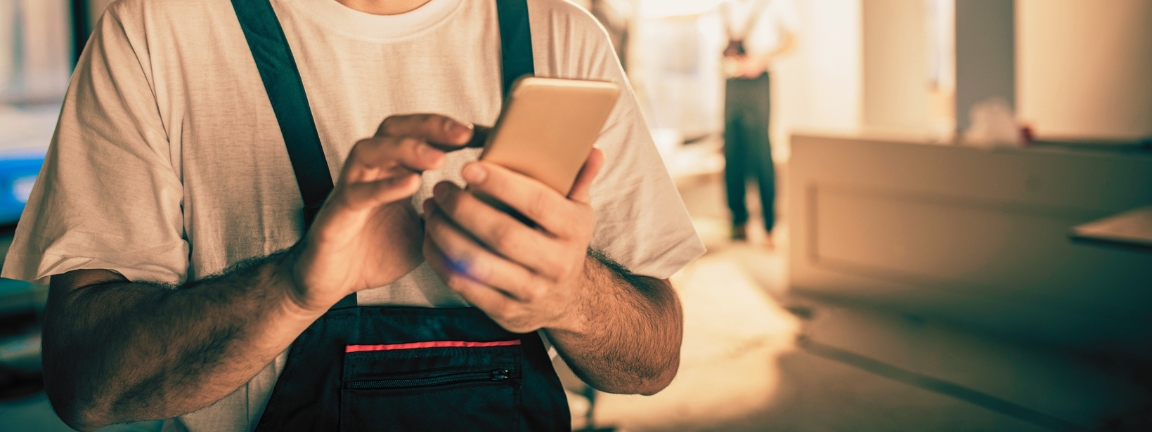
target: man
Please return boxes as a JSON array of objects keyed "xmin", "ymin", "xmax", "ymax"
[
  {"xmin": 1, "ymin": 0, "xmax": 704, "ymax": 430},
  {"xmin": 719, "ymin": 0, "xmax": 799, "ymax": 247}
]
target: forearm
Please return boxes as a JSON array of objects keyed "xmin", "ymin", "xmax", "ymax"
[
  {"xmin": 43, "ymin": 249, "xmax": 322, "ymax": 430},
  {"xmin": 754, "ymin": 33, "xmax": 796, "ymax": 69},
  {"xmin": 544, "ymin": 250, "xmax": 683, "ymax": 395}
]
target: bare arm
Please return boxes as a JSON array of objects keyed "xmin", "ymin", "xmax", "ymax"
[
  {"xmin": 736, "ymin": 29, "xmax": 797, "ymax": 79},
  {"xmin": 423, "ymin": 149, "xmax": 684, "ymax": 395},
  {"xmin": 546, "ymin": 252, "xmax": 683, "ymax": 394},
  {"xmin": 44, "ymin": 254, "xmax": 315, "ymax": 431},
  {"xmin": 42, "ymin": 114, "xmax": 476, "ymax": 430},
  {"xmin": 762, "ymin": 30, "xmax": 797, "ymax": 63}
]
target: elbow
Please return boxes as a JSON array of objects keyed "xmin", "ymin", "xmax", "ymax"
[
  {"xmin": 592, "ymin": 358, "xmax": 679, "ymax": 396},
  {"xmin": 593, "ymin": 350, "xmax": 681, "ymax": 396},
  {"xmin": 42, "ymin": 363, "xmax": 114, "ymax": 431},
  {"xmin": 637, "ymin": 355, "xmax": 679, "ymax": 396},
  {"xmin": 57, "ymin": 411, "xmax": 107, "ymax": 432},
  {"xmin": 635, "ymin": 359, "xmax": 677, "ymax": 396},
  {"xmin": 633, "ymin": 280, "xmax": 682, "ymax": 395},
  {"xmin": 45, "ymin": 387, "xmax": 111, "ymax": 432}
]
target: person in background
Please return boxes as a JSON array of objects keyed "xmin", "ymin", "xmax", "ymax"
[{"xmin": 720, "ymin": 0, "xmax": 799, "ymax": 247}]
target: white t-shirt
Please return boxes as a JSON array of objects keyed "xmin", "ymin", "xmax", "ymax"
[
  {"xmin": 720, "ymin": 0, "xmax": 800, "ymax": 68},
  {"xmin": 1, "ymin": 0, "xmax": 705, "ymax": 430}
]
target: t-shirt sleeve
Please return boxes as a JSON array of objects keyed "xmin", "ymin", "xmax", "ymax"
[
  {"xmin": 1, "ymin": 7, "xmax": 189, "ymax": 286},
  {"xmin": 543, "ymin": 4, "xmax": 706, "ymax": 280},
  {"xmin": 773, "ymin": 0, "xmax": 802, "ymax": 35},
  {"xmin": 590, "ymin": 97, "xmax": 706, "ymax": 280}
]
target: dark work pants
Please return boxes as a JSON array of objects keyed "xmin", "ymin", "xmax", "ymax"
[{"xmin": 724, "ymin": 72, "xmax": 775, "ymax": 232}]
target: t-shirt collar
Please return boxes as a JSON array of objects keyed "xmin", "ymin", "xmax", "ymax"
[{"xmin": 287, "ymin": 0, "xmax": 463, "ymax": 41}]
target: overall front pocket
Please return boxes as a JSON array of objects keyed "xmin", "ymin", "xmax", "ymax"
[{"xmin": 339, "ymin": 340, "xmax": 524, "ymax": 432}]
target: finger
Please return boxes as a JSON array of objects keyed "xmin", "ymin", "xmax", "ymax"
[
  {"xmin": 426, "ymin": 238, "xmax": 532, "ymax": 329},
  {"xmin": 377, "ymin": 113, "xmax": 474, "ymax": 147},
  {"xmin": 567, "ymin": 147, "xmax": 605, "ymax": 204},
  {"xmin": 427, "ymin": 125, "xmax": 491, "ymax": 152},
  {"xmin": 423, "ymin": 238, "xmax": 517, "ymax": 315},
  {"xmin": 461, "ymin": 161, "xmax": 582, "ymax": 236},
  {"xmin": 431, "ymin": 181, "xmax": 566, "ymax": 278},
  {"xmin": 424, "ymin": 202, "xmax": 547, "ymax": 302},
  {"xmin": 343, "ymin": 136, "xmax": 446, "ymax": 183},
  {"xmin": 342, "ymin": 173, "xmax": 422, "ymax": 209}
]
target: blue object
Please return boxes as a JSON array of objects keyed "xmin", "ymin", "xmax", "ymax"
[{"xmin": 0, "ymin": 154, "xmax": 44, "ymax": 226}]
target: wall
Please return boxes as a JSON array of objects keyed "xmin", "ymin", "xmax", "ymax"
[
  {"xmin": 0, "ymin": 0, "xmax": 71, "ymax": 103},
  {"xmin": 773, "ymin": 0, "xmax": 863, "ymax": 159},
  {"xmin": 1017, "ymin": 0, "xmax": 1152, "ymax": 140},
  {"xmin": 861, "ymin": 0, "xmax": 931, "ymax": 132},
  {"xmin": 955, "ymin": 0, "xmax": 1015, "ymax": 133},
  {"xmin": 629, "ymin": 3, "xmax": 726, "ymax": 139}
]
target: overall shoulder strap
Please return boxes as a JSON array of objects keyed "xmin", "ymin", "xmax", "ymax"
[
  {"xmin": 231, "ymin": 0, "xmax": 332, "ymax": 228},
  {"xmin": 720, "ymin": 1, "xmax": 736, "ymax": 39},
  {"xmin": 496, "ymin": 0, "xmax": 536, "ymax": 95},
  {"xmin": 232, "ymin": 0, "xmax": 535, "ymax": 230}
]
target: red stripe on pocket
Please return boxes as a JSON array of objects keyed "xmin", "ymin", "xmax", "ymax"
[{"xmin": 346, "ymin": 340, "xmax": 522, "ymax": 353}]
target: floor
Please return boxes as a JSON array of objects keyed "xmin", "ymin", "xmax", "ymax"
[
  {"xmin": 1, "ymin": 159, "xmax": 1150, "ymax": 431},
  {"xmin": 579, "ymin": 169, "xmax": 1152, "ymax": 432}
]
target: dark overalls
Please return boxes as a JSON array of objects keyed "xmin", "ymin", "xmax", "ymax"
[
  {"xmin": 229, "ymin": 0, "xmax": 571, "ymax": 430},
  {"xmin": 724, "ymin": 72, "xmax": 774, "ymax": 234},
  {"xmin": 721, "ymin": 0, "xmax": 776, "ymax": 235}
]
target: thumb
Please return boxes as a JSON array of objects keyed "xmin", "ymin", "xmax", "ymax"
[{"xmin": 567, "ymin": 147, "xmax": 605, "ymax": 204}]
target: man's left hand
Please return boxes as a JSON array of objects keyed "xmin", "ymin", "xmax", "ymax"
[{"xmin": 422, "ymin": 148, "xmax": 606, "ymax": 334}]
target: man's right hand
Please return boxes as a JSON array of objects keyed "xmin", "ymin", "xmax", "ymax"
[{"xmin": 285, "ymin": 114, "xmax": 476, "ymax": 313}]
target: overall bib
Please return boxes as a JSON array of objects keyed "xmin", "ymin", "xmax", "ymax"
[{"xmin": 228, "ymin": 0, "xmax": 571, "ymax": 430}]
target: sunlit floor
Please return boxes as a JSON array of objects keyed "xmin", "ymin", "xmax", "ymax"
[{"xmin": 578, "ymin": 169, "xmax": 1152, "ymax": 432}]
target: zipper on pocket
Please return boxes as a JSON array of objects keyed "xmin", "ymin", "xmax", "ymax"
[{"xmin": 346, "ymin": 369, "xmax": 513, "ymax": 390}]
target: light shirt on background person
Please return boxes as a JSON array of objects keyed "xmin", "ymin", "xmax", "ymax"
[{"xmin": 720, "ymin": 0, "xmax": 800, "ymax": 77}]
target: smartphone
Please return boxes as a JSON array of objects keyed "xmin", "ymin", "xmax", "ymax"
[
  {"xmin": 480, "ymin": 77, "xmax": 620, "ymax": 195},
  {"xmin": 474, "ymin": 77, "xmax": 621, "ymax": 220}
]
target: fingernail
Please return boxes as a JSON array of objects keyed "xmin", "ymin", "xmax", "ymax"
[
  {"xmin": 422, "ymin": 198, "xmax": 434, "ymax": 215},
  {"xmin": 462, "ymin": 163, "xmax": 487, "ymax": 184}
]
